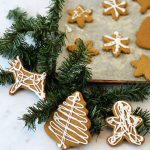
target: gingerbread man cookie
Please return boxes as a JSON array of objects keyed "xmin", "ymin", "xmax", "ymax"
[
  {"xmin": 67, "ymin": 38, "xmax": 100, "ymax": 61},
  {"xmin": 102, "ymin": 0, "xmax": 128, "ymax": 20},
  {"xmin": 131, "ymin": 54, "xmax": 150, "ymax": 81},
  {"xmin": 67, "ymin": 5, "xmax": 93, "ymax": 28},
  {"xmin": 136, "ymin": 17, "xmax": 150, "ymax": 49},
  {"xmin": 106, "ymin": 101, "xmax": 144, "ymax": 146},
  {"xmin": 103, "ymin": 31, "xmax": 130, "ymax": 57},
  {"xmin": 133, "ymin": 0, "xmax": 150, "ymax": 14}
]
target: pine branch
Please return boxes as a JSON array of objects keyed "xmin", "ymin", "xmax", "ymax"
[
  {"xmin": 0, "ymin": 69, "xmax": 14, "ymax": 85},
  {"xmin": 58, "ymin": 39, "xmax": 92, "ymax": 91},
  {"xmin": 22, "ymin": 39, "xmax": 91, "ymax": 129},
  {"xmin": 134, "ymin": 107, "xmax": 150, "ymax": 136},
  {"xmin": 84, "ymin": 83, "xmax": 150, "ymax": 134}
]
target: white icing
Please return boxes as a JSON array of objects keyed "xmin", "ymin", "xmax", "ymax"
[
  {"xmin": 104, "ymin": 31, "xmax": 129, "ymax": 55},
  {"xmin": 72, "ymin": 6, "xmax": 92, "ymax": 20},
  {"xmin": 48, "ymin": 92, "xmax": 89, "ymax": 149},
  {"xmin": 106, "ymin": 101, "xmax": 144, "ymax": 146},
  {"xmin": 65, "ymin": 24, "xmax": 72, "ymax": 33},
  {"xmin": 103, "ymin": 0, "xmax": 126, "ymax": 18},
  {"xmin": 9, "ymin": 56, "xmax": 46, "ymax": 100}
]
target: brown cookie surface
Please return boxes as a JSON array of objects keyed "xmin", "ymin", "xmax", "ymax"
[
  {"xmin": 67, "ymin": 5, "xmax": 93, "ymax": 28},
  {"xmin": 131, "ymin": 54, "xmax": 150, "ymax": 81},
  {"xmin": 106, "ymin": 101, "xmax": 144, "ymax": 146},
  {"xmin": 102, "ymin": 0, "xmax": 128, "ymax": 20},
  {"xmin": 136, "ymin": 17, "xmax": 150, "ymax": 49},
  {"xmin": 44, "ymin": 92, "xmax": 91, "ymax": 149},
  {"xmin": 103, "ymin": 31, "xmax": 130, "ymax": 57},
  {"xmin": 133, "ymin": 0, "xmax": 150, "ymax": 14}
]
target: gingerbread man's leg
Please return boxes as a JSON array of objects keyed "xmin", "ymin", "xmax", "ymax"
[{"xmin": 108, "ymin": 133, "xmax": 124, "ymax": 146}]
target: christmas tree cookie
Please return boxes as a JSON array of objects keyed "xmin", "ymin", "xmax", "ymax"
[
  {"xmin": 9, "ymin": 56, "xmax": 46, "ymax": 100},
  {"xmin": 106, "ymin": 101, "xmax": 144, "ymax": 146},
  {"xmin": 131, "ymin": 54, "xmax": 150, "ymax": 81},
  {"xmin": 102, "ymin": 0, "xmax": 128, "ymax": 20},
  {"xmin": 67, "ymin": 5, "xmax": 93, "ymax": 28},
  {"xmin": 44, "ymin": 92, "xmax": 91, "ymax": 149},
  {"xmin": 103, "ymin": 31, "xmax": 130, "ymax": 57}
]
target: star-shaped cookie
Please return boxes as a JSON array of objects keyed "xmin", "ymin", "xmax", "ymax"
[
  {"xmin": 131, "ymin": 54, "xmax": 150, "ymax": 81},
  {"xmin": 103, "ymin": 31, "xmax": 130, "ymax": 57},
  {"xmin": 67, "ymin": 5, "xmax": 93, "ymax": 28},
  {"xmin": 102, "ymin": 0, "xmax": 128, "ymax": 20},
  {"xmin": 106, "ymin": 101, "xmax": 144, "ymax": 146},
  {"xmin": 67, "ymin": 38, "xmax": 100, "ymax": 62}
]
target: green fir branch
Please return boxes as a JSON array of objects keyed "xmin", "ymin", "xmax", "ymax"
[
  {"xmin": 134, "ymin": 107, "xmax": 150, "ymax": 136},
  {"xmin": 0, "ymin": 69, "xmax": 14, "ymax": 85}
]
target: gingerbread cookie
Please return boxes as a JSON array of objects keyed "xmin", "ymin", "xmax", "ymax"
[
  {"xmin": 136, "ymin": 17, "xmax": 150, "ymax": 49},
  {"xmin": 133, "ymin": 0, "xmax": 150, "ymax": 14},
  {"xmin": 102, "ymin": 0, "xmax": 128, "ymax": 20},
  {"xmin": 106, "ymin": 101, "xmax": 144, "ymax": 146},
  {"xmin": 103, "ymin": 31, "xmax": 130, "ymax": 57},
  {"xmin": 67, "ymin": 38, "xmax": 100, "ymax": 61},
  {"xmin": 44, "ymin": 92, "xmax": 91, "ymax": 149},
  {"xmin": 131, "ymin": 54, "xmax": 150, "ymax": 81},
  {"xmin": 9, "ymin": 56, "xmax": 46, "ymax": 100},
  {"xmin": 67, "ymin": 5, "xmax": 93, "ymax": 28}
]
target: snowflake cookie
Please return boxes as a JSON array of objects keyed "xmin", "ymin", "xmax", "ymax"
[
  {"xmin": 67, "ymin": 5, "xmax": 93, "ymax": 28},
  {"xmin": 44, "ymin": 92, "xmax": 91, "ymax": 149},
  {"xmin": 131, "ymin": 54, "xmax": 150, "ymax": 81},
  {"xmin": 103, "ymin": 31, "xmax": 130, "ymax": 57},
  {"xmin": 102, "ymin": 0, "xmax": 128, "ymax": 20},
  {"xmin": 106, "ymin": 101, "xmax": 144, "ymax": 146},
  {"xmin": 9, "ymin": 56, "xmax": 46, "ymax": 100}
]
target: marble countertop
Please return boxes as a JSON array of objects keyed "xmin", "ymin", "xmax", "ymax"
[{"xmin": 0, "ymin": 0, "xmax": 150, "ymax": 150}]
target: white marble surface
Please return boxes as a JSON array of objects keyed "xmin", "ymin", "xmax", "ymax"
[{"xmin": 0, "ymin": 0, "xmax": 150, "ymax": 150}]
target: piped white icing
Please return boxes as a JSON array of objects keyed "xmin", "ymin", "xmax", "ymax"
[
  {"xmin": 103, "ymin": 0, "xmax": 126, "ymax": 18},
  {"xmin": 48, "ymin": 92, "xmax": 89, "ymax": 149},
  {"xmin": 106, "ymin": 101, "xmax": 144, "ymax": 146},
  {"xmin": 72, "ymin": 6, "xmax": 92, "ymax": 20},
  {"xmin": 9, "ymin": 56, "xmax": 46, "ymax": 100},
  {"xmin": 104, "ymin": 31, "xmax": 129, "ymax": 55}
]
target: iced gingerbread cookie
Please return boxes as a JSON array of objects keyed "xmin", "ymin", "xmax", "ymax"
[
  {"xmin": 9, "ymin": 56, "xmax": 46, "ymax": 100},
  {"xmin": 106, "ymin": 101, "xmax": 144, "ymax": 146},
  {"xmin": 133, "ymin": 0, "xmax": 150, "ymax": 14},
  {"xmin": 67, "ymin": 38, "xmax": 100, "ymax": 61},
  {"xmin": 131, "ymin": 54, "xmax": 150, "ymax": 81},
  {"xmin": 136, "ymin": 17, "xmax": 150, "ymax": 49},
  {"xmin": 44, "ymin": 92, "xmax": 91, "ymax": 149},
  {"xmin": 102, "ymin": 0, "xmax": 128, "ymax": 20},
  {"xmin": 103, "ymin": 31, "xmax": 130, "ymax": 57},
  {"xmin": 67, "ymin": 5, "xmax": 93, "ymax": 28}
]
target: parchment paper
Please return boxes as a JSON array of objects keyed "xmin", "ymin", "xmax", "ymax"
[{"xmin": 57, "ymin": 0, "xmax": 150, "ymax": 82}]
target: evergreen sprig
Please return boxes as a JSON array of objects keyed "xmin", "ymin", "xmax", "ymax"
[
  {"xmin": 0, "ymin": 69, "xmax": 14, "ymax": 85},
  {"xmin": 134, "ymin": 107, "xmax": 150, "ymax": 136},
  {"xmin": 21, "ymin": 39, "xmax": 91, "ymax": 129}
]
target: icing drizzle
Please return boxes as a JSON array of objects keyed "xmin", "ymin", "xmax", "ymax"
[
  {"xmin": 48, "ymin": 92, "xmax": 90, "ymax": 149},
  {"xmin": 104, "ymin": 31, "xmax": 129, "ymax": 55},
  {"xmin": 9, "ymin": 56, "xmax": 46, "ymax": 100},
  {"xmin": 103, "ymin": 0, "xmax": 126, "ymax": 18},
  {"xmin": 72, "ymin": 6, "xmax": 92, "ymax": 20},
  {"xmin": 106, "ymin": 101, "xmax": 144, "ymax": 146}
]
